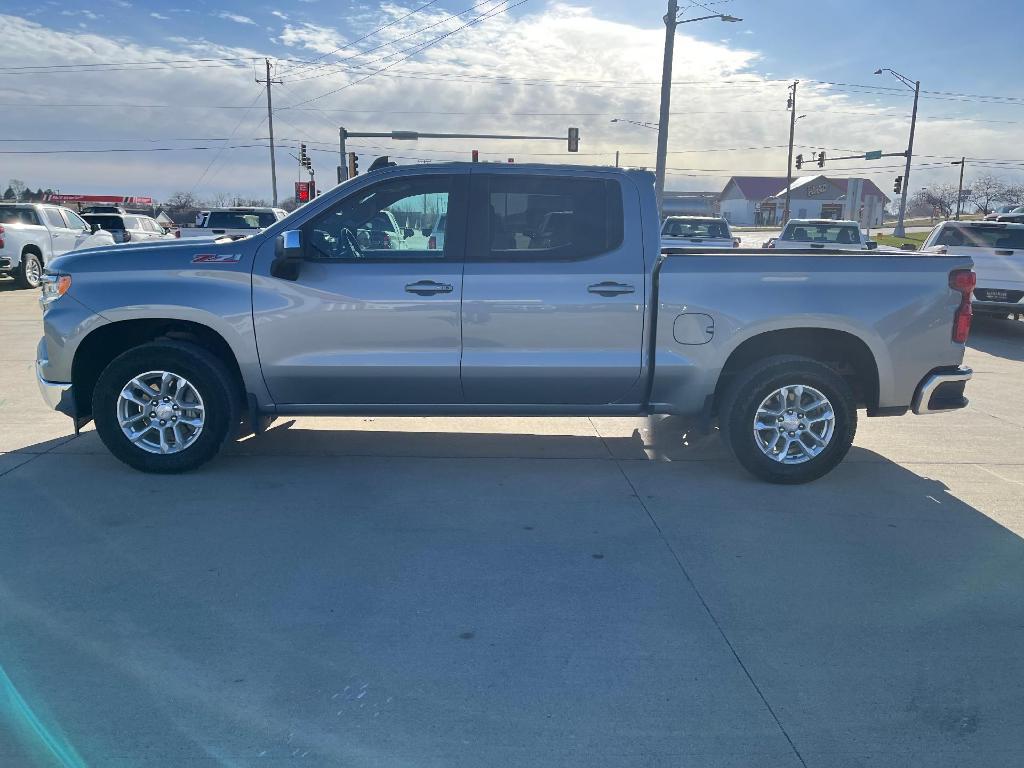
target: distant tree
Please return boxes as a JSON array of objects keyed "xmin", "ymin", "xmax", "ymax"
[
  {"xmin": 7, "ymin": 179, "xmax": 27, "ymax": 201},
  {"xmin": 279, "ymin": 196, "xmax": 299, "ymax": 212},
  {"xmin": 208, "ymin": 192, "xmax": 231, "ymax": 208},
  {"xmin": 968, "ymin": 174, "xmax": 1006, "ymax": 214},
  {"xmin": 232, "ymin": 197, "xmax": 270, "ymax": 207},
  {"xmin": 2, "ymin": 186, "xmax": 14, "ymax": 201},
  {"xmin": 912, "ymin": 184, "xmax": 958, "ymax": 220},
  {"xmin": 165, "ymin": 191, "xmax": 200, "ymax": 210},
  {"xmin": 1002, "ymin": 184, "xmax": 1024, "ymax": 207}
]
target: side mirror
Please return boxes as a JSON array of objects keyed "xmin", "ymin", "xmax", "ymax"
[
  {"xmin": 865, "ymin": 240, "xmax": 878, "ymax": 250},
  {"xmin": 402, "ymin": 228, "xmax": 414, "ymax": 239},
  {"xmin": 900, "ymin": 243, "xmax": 918, "ymax": 252},
  {"xmin": 90, "ymin": 223, "xmax": 101, "ymax": 233},
  {"xmin": 271, "ymin": 230, "xmax": 304, "ymax": 280}
]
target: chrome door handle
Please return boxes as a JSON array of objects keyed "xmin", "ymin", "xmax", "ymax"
[
  {"xmin": 587, "ymin": 281, "xmax": 635, "ymax": 297},
  {"xmin": 405, "ymin": 280, "xmax": 454, "ymax": 295}
]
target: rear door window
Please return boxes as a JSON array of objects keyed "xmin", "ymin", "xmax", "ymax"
[
  {"xmin": 43, "ymin": 208, "xmax": 67, "ymax": 228},
  {"xmin": 479, "ymin": 175, "xmax": 623, "ymax": 260},
  {"xmin": 662, "ymin": 218, "xmax": 730, "ymax": 238}
]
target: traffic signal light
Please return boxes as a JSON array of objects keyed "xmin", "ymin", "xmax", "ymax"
[
  {"xmin": 817, "ymin": 151, "xmax": 825, "ymax": 168},
  {"xmin": 894, "ymin": 176, "xmax": 903, "ymax": 194},
  {"xmin": 347, "ymin": 151, "xmax": 359, "ymax": 177},
  {"xmin": 795, "ymin": 153, "xmax": 803, "ymax": 170},
  {"xmin": 568, "ymin": 127, "xmax": 579, "ymax": 153},
  {"xmin": 299, "ymin": 143, "xmax": 312, "ymax": 172}
]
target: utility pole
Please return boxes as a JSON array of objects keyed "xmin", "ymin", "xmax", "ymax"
[
  {"xmin": 952, "ymin": 157, "xmax": 966, "ymax": 220},
  {"xmin": 654, "ymin": 0, "xmax": 679, "ymax": 218},
  {"xmin": 615, "ymin": 150, "xmax": 620, "ymax": 168},
  {"xmin": 256, "ymin": 58, "xmax": 282, "ymax": 206},
  {"xmin": 783, "ymin": 80, "xmax": 798, "ymax": 225}
]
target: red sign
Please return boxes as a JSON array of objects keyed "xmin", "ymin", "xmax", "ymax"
[
  {"xmin": 295, "ymin": 180, "xmax": 316, "ymax": 202},
  {"xmin": 45, "ymin": 193, "xmax": 154, "ymax": 205}
]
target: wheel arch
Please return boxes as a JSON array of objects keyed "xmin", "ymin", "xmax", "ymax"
[
  {"xmin": 71, "ymin": 318, "xmax": 246, "ymax": 419},
  {"xmin": 712, "ymin": 327, "xmax": 881, "ymax": 415}
]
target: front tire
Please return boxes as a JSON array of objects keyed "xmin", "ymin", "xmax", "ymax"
[
  {"xmin": 720, "ymin": 355, "xmax": 857, "ymax": 484},
  {"xmin": 92, "ymin": 341, "xmax": 238, "ymax": 473},
  {"xmin": 15, "ymin": 251, "xmax": 42, "ymax": 289}
]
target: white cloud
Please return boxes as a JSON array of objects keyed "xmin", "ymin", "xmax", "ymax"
[
  {"xmin": 150, "ymin": 12, "xmax": 170, "ymax": 21},
  {"xmin": 0, "ymin": 8, "xmax": 1016, "ymax": 202},
  {"xmin": 272, "ymin": 10, "xmax": 288, "ymax": 20},
  {"xmin": 217, "ymin": 12, "xmax": 256, "ymax": 25},
  {"xmin": 60, "ymin": 9, "xmax": 99, "ymax": 19}
]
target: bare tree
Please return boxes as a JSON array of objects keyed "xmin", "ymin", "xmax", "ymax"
[
  {"xmin": 1003, "ymin": 184, "xmax": 1024, "ymax": 207},
  {"xmin": 968, "ymin": 174, "xmax": 1006, "ymax": 215},
  {"xmin": 912, "ymin": 184, "xmax": 958, "ymax": 220},
  {"xmin": 7, "ymin": 179, "xmax": 27, "ymax": 201},
  {"xmin": 208, "ymin": 192, "xmax": 231, "ymax": 208},
  {"xmin": 165, "ymin": 191, "xmax": 201, "ymax": 211}
]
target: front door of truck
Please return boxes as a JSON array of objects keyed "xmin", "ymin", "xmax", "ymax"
[
  {"xmin": 461, "ymin": 171, "xmax": 646, "ymax": 405},
  {"xmin": 252, "ymin": 171, "xmax": 468, "ymax": 405}
]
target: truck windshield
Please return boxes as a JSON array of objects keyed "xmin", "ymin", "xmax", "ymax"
[
  {"xmin": 0, "ymin": 207, "xmax": 41, "ymax": 226},
  {"xmin": 205, "ymin": 211, "xmax": 277, "ymax": 229},
  {"xmin": 781, "ymin": 224, "xmax": 860, "ymax": 244},
  {"xmin": 662, "ymin": 218, "xmax": 729, "ymax": 238}
]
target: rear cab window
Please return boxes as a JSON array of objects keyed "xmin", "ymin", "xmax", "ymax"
[
  {"xmin": 780, "ymin": 223, "xmax": 862, "ymax": 245},
  {"xmin": 476, "ymin": 174, "xmax": 624, "ymax": 260},
  {"xmin": 661, "ymin": 218, "xmax": 730, "ymax": 238},
  {"xmin": 84, "ymin": 215, "xmax": 127, "ymax": 230},
  {"xmin": 0, "ymin": 207, "xmax": 41, "ymax": 226}
]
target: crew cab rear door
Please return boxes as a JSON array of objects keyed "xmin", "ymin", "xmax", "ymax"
[
  {"xmin": 252, "ymin": 169, "xmax": 468, "ymax": 405},
  {"xmin": 460, "ymin": 169, "xmax": 645, "ymax": 405}
]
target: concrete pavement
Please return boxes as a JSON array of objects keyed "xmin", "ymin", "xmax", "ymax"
[{"xmin": 1, "ymin": 278, "xmax": 1023, "ymax": 767}]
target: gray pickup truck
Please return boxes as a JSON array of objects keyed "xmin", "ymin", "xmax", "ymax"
[{"xmin": 37, "ymin": 163, "xmax": 974, "ymax": 483}]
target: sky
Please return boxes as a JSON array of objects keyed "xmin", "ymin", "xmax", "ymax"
[{"xmin": 1, "ymin": 0, "xmax": 1022, "ymax": 204}]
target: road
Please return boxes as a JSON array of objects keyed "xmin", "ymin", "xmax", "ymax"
[{"xmin": 1, "ymin": 277, "xmax": 1023, "ymax": 767}]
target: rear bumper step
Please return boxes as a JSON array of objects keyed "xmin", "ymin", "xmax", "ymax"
[{"xmin": 912, "ymin": 367, "xmax": 972, "ymax": 415}]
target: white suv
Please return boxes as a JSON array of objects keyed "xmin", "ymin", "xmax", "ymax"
[{"xmin": 922, "ymin": 220, "xmax": 1024, "ymax": 319}]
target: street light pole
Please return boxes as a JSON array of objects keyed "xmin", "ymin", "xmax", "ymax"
[
  {"xmin": 952, "ymin": 157, "xmax": 965, "ymax": 220},
  {"xmin": 653, "ymin": 7, "xmax": 741, "ymax": 218},
  {"xmin": 875, "ymin": 68, "xmax": 919, "ymax": 237}
]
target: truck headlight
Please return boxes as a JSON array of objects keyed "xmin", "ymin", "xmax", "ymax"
[{"xmin": 39, "ymin": 274, "xmax": 72, "ymax": 307}]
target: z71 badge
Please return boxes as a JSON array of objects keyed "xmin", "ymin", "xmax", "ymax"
[{"xmin": 191, "ymin": 253, "xmax": 243, "ymax": 264}]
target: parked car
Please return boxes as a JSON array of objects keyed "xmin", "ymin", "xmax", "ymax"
[
  {"xmin": 82, "ymin": 213, "xmax": 174, "ymax": 244},
  {"xmin": 38, "ymin": 164, "xmax": 973, "ymax": 484},
  {"xmin": 995, "ymin": 206, "xmax": 1024, "ymax": 225},
  {"xmin": 180, "ymin": 207, "xmax": 288, "ymax": 239},
  {"xmin": 922, "ymin": 220, "xmax": 1024, "ymax": 319},
  {"xmin": 984, "ymin": 204, "xmax": 1020, "ymax": 221},
  {"xmin": 775, "ymin": 219, "xmax": 876, "ymax": 250},
  {"xmin": 661, "ymin": 216, "xmax": 738, "ymax": 250},
  {"xmin": 0, "ymin": 203, "xmax": 114, "ymax": 288}
]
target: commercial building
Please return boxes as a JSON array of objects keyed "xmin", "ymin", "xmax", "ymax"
[{"xmin": 718, "ymin": 175, "xmax": 891, "ymax": 227}]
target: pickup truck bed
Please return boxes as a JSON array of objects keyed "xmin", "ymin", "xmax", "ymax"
[{"xmin": 37, "ymin": 163, "xmax": 974, "ymax": 483}]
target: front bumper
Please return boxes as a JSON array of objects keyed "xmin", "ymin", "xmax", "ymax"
[
  {"xmin": 912, "ymin": 367, "xmax": 972, "ymax": 415},
  {"xmin": 35, "ymin": 359, "xmax": 75, "ymax": 416}
]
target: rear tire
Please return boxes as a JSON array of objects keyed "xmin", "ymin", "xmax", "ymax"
[
  {"xmin": 15, "ymin": 251, "xmax": 42, "ymax": 289},
  {"xmin": 720, "ymin": 355, "xmax": 857, "ymax": 484},
  {"xmin": 92, "ymin": 341, "xmax": 238, "ymax": 473}
]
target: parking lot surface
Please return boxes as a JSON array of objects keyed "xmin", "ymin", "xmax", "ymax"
[{"xmin": 1, "ymin": 277, "xmax": 1023, "ymax": 767}]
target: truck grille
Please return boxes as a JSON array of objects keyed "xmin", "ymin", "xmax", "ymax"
[{"xmin": 974, "ymin": 288, "xmax": 1024, "ymax": 303}]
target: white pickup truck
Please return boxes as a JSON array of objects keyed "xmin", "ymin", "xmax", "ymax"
[
  {"xmin": 661, "ymin": 216, "xmax": 738, "ymax": 250},
  {"xmin": 179, "ymin": 207, "xmax": 288, "ymax": 239},
  {"xmin": 0, "ymin": 203, "xmax": 115, "ymax": 288},
  {"xmin": 772, "ymin": 219, "xmax": 877, "ymax": 251}
]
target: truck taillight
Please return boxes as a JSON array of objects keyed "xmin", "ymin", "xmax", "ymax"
[
  {"xmin": 949, "ymin": 269, "xmax": 976, "ymax": 344},
  {"xmin": 428, "ymin": 235, "xmax": 436, "ymax": 250},
  {"xmin": 0, "ymin": 223, "xmax": 4, "ymax": 249}
]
